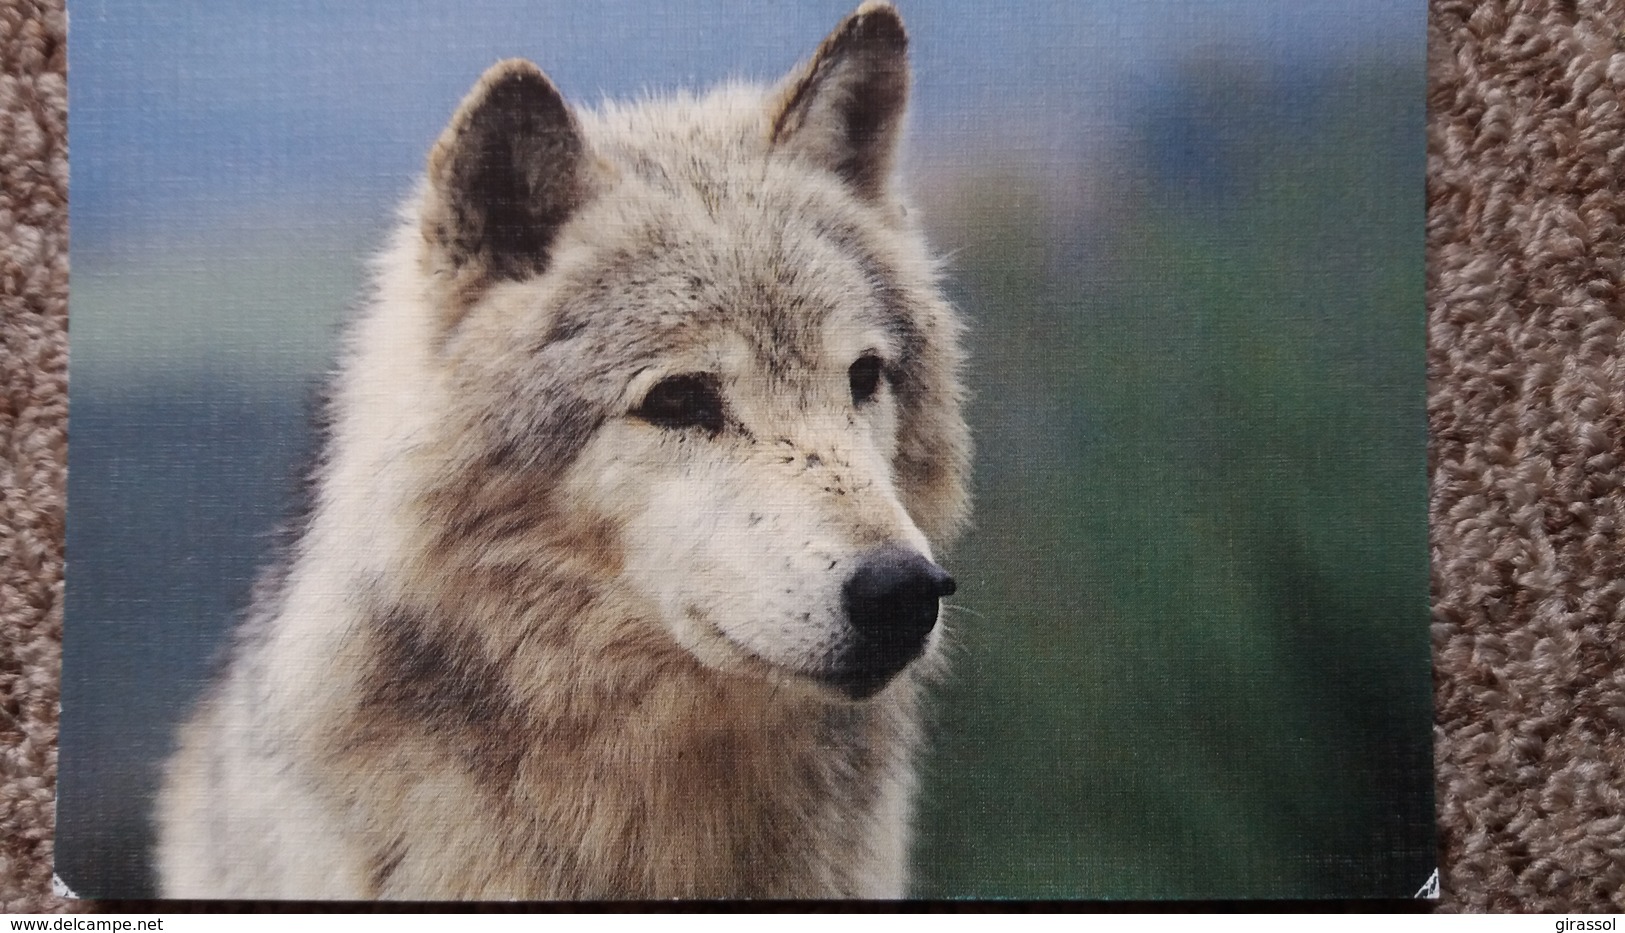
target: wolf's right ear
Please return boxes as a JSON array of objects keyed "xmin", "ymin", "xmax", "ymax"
[{"xmin": 422, "ymin": 60, "xmax": 589, "ymax": 302}]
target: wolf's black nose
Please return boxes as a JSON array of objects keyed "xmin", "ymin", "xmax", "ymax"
[{"xmin": 834, "ymin": 547, "xmax": 955, "ymax": 697}]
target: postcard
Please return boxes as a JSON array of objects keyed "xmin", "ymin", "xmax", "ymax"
[{"xmin": 59, "ymin": 0, "xmax": 1433, "ymax": 900}]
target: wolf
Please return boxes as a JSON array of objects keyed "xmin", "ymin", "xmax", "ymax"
[{"xmin": 156, "ymin": 1, "xmax": 970, "ymax": 900}]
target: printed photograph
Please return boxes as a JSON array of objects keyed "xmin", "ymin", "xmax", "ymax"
[{"xmin": 59, "ymin": 0, "xmax": 1433, "ymax": 900}]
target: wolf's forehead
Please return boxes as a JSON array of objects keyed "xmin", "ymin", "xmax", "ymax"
[{"xmin": 549, "ymin": 178, "xmax": 905, "ymax": 373}]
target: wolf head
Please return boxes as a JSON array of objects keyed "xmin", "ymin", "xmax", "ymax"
[{"xmin": 391, "ymin": 2, "xmax": 969, "ymax": 702}]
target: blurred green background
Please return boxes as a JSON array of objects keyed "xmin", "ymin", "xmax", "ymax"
[
  {"xmin": 912, "ymin": 59, "xmax": 1430, "ymax": 898},
  {"xmin": 61, "ymin": 1, "xmax": 1431, "ymax": 899}
]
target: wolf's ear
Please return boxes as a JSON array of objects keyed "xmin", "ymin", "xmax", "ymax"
[
  {"xmin": 769, "ymin": 2, "xmax": 909, "ymax": 201},
  {"xmin": 422, "ymin": 59, "xmax": 589, "ymax": 292}
]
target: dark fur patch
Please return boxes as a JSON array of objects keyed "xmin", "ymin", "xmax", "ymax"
[
  {"xmin": 860, "ymin": 256, "xmax": 925, "ymax": 371},
  {"xmin": 486, "ymin": 385, "xmax": 606, "ymax": 487},
  {"xmin": 368, "ymin": 837, "xmax": 408, "ymax": 896},
  {"xmin": 355, "ymin": 602, "xmax": 531, "ymax": 787}
]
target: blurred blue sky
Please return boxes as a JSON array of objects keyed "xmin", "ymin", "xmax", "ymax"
[{"xmin": 69, "ymin": 0, "xmax": 1420, "ymax": 251}]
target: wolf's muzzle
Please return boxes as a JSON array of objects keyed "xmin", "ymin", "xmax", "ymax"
[{"xmin": 830, "ymin": 546, "xmax": 956, "ymax": 699}]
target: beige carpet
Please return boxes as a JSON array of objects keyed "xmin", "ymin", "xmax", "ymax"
[
  {"xmin": 3, "ymin": 0, "xmax": 1624, "ymax": 913},
  {"xmin": 0, "ymin": 0, "xmax": 68, "ymax": 915},
  {"xmin": 1429, "ymin": 0, "xmax": 1625, "ymax": 911}
]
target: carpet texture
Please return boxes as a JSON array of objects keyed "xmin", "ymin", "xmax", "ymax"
[
  {"xmin": 2, "ymin": 0, "xmax": 1623, "ymax": 913},
  {"xmin": 0, "ymin": 0, "xmax": 67, "ymax": 915},
  {"xmin": 1429, "ymin": 0, "xmax": 1625, "ymax": 911}
]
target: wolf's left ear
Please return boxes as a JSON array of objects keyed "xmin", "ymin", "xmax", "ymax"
[
  {"xmin": 769, "ymin": 2, "xmax": 909, "ymax": 201},
  {"xmin": 422, "ymin": 59, "xmax": 590, "ymax": 298}
]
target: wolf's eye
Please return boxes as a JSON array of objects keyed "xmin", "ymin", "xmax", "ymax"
[
  {"xmin": 634, "ymin": 374, "xmax": 724, "ymax": 434},
  {"xmin": 849, "ymin": 355, "xmax": 884, "ymax": 406}
]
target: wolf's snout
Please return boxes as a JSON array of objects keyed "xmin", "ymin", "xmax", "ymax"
[{"xmin": 833, "ymin": 547, "xmax": 955, "ymax": 698}]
